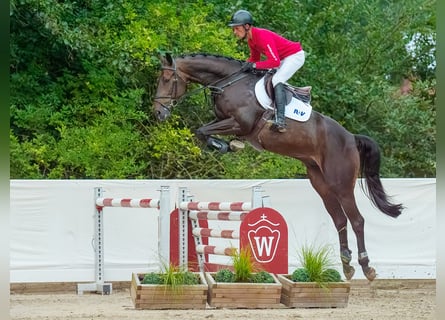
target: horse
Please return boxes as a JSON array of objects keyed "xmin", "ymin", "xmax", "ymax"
[{"xmin": 153, "ymin": 53, "xmax": 403, "ymax": 281}]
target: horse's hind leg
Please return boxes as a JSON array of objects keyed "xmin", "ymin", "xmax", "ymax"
[
  {"xmin": 317, "ymin": 154, "xmax": 377, "ymax": 281},
  {"xmin": 306, "ymin": 166, "xmax": 355, "ymax": 280},
  {"xmin": 336, "ymin": 193, "xmax": 376, "ymax": 281}
]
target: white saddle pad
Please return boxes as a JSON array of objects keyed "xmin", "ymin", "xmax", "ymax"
[{"xmin": 254, "ymin": 76, "xmax": 312, "ymax": 122}]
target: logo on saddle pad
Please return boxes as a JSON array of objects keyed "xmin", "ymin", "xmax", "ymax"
[{"xmin": 255, "ymin": 76, "xmax": 312, "ymax": 122}]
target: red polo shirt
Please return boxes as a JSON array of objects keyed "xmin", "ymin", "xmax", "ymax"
[{"xmin": 247, "ymin": 27, "xmax": 302, "ymax": 69}]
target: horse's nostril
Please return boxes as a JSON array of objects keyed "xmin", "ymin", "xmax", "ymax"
[{"xmin": 154, "ymin": 109, "xmax": 167, "ymax": 121}]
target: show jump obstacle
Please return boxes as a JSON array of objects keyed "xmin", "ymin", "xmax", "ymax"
[
  {"xmin": 78, "ymin": 185, "xmax": 288, "ymax": 295},
  {"xmin": 170, "ymin": 186, "xmax": 288, "ymax": 274},
  {"xmin": 77, "ymin": 186, "xmax": 171, "ymax": 295}
]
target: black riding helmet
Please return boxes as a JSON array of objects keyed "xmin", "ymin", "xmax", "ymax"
[{"xmin": 228, "ymin": 10, "xmax": 253, "ymax": 27}]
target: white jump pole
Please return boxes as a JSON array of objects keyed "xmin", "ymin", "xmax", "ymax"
[
  {"xmin": 77, "ymin": 186, "xmax": 170, "ymax": 295},
  {"xmin": 177, "ymin": 186, "xmax": 266, "ymax": 271}
]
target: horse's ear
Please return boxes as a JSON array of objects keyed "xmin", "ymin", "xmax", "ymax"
[
  {"xmin": 165, "ymin": 52, "xmax": 173, "ymax": 65},
  {"xmin": 159, "ymin": 52, "xmax": 173, "ymax": 67}
]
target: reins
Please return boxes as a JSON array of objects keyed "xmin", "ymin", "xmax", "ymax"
[{"xmin": 154, "ymin": 57, "xmax": 249, "ymax": 112}]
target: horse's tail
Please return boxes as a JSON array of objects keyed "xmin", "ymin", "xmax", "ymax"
[{"xmin": 355, "ymin": 134, "xmax": 403, "ymax": 218}]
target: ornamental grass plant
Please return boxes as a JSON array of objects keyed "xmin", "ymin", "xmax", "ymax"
[
  {"xmin": 140, "ymin": 262, "xmax": 200, "ymax": 294},
  {"xmin": 232, "ymin": 246, "xmax": 256, "ymax": 282},
  {"xmin": 132, "ymin": 262, "xmax": 208, "ymax": 310},
  {"xmin": 214, "ymin": 247, "xmax": 275, "ymax": 283},
  {"xmin": 292, "ymin": 243, "xmax": 343, "ymax": 287}
]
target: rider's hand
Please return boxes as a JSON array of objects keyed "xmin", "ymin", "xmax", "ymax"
[{"xmin": 240, "ymin": 62, "xmax": 256, "ymax": 72}]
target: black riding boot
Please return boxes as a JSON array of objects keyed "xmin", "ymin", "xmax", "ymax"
[{"xmin": 271, "ymin": 83, "xmax": 287, "ymax": 133}]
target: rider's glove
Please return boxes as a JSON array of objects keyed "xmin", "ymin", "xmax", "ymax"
[{"xmin": 240, "ymin": 62, "xmax": 256, "ymax": 72}]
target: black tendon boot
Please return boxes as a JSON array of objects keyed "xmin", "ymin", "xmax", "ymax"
[
  {"xmin": 271, "ymin": 83, "xmax": 287, "ymax": 133},
  {"xmin": 206, "ymin": 136, "xmax": 229, "ymax": 153}
]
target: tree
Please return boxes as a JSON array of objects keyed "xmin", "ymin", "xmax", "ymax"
[{"xmin": 10, "ymin": 0, "xmax": 435, "ymax": 179}]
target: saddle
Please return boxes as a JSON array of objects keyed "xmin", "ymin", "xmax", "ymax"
[
  {"xmin": 254, "ymin": 72, "xmax": 313, "ymax": 122},
  {"xmin": 263, "ymin": 72, "xmax": 312, "ymax": 104}
]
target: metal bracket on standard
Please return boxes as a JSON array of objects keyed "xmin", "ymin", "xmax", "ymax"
[{"xmin": 77, "ymin": 282, "xmax": 112, "ymax": 295}]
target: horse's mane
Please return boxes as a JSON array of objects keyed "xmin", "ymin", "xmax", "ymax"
[{"xmin": 177, "ymin": 53, "xmax": 243, "ymax": 65}]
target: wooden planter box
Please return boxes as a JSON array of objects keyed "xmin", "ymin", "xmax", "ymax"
[
  {"xmin": 277, "ymin": 274, "xmax": 350, "ymax": 308},
  {"xmin": 205, "ymin": 272, "xmax": 282, "ymax": 309},
  {"xmin": 130, "ymin": 272, "xmax": 208, "ymax": 310}
]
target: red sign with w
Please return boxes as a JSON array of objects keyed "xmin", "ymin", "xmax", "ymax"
[{"xmin": 240, "ymin": 207, "xmax": 288, "ymax": 274}]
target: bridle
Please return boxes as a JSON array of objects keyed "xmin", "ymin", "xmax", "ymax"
[
  {"xmin": 153, "ymin": 58, "xmax": 187, "ymax": 114},
  {"xmin": 154, "ymin": 56, "xmax": 251, "ymax": 113}
]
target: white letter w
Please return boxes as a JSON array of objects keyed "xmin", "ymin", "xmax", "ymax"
[{"xmin": 254, "ymin": 236, "xmax": 274, "ymax": 257}]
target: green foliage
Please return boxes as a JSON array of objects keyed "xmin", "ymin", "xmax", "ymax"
[
  {"xmin": 291, "ymin": 268, "xmax": 311, "ymax": 282},
  {"xmin": 215, "ymin": 268, "xmax": 275, "ymax": 284},
  {"xmin": 151, "ymin": 263, "xmax": 200, "ymax": 290},
  {"xmin": 10, "ymin": 131, "xmax": 43, "ymax": 178},
  {"xmin": 252, "ymin": 271, "xmax": 275, "ymax": 283},
  {"xmin": 212, "ymin": 247, "xmax": 276, "ymax": 283},
  {"xmin": 367, "ymin": 82, "xmax": 436, "ymax": 177},
  {"xmin": 182, "ymin": 271, "xmax": 200, "ymax": 285},
  {"xmin": 296, "ymin": 244, "xmax": 341, "ymax": 286},
  {"xmin": 141, "ymin": 272, "xmax": 162, "ymax": 285},
  {"xmin": 10, "ymin": 0, "xmax": 436, "ymax": 179},
  {"xmin": 321, "ymin": 268, "xmax": 342, "ymax": 283},
  {"xmin": 160, "ymin": 270, "xmax": 199, "ymax": 286},
  {"xmin": 231, "ymin": 247, "xmax": 256, "ymax": 282},
  {"xmin": 144, "ymin": 115, "xmax": 227, "ymax": 178},
  {"xmin": 291, "ymin": 266, "xmax": 342, "ymax": 283},
  {"xmin": 215, "ymin": 269, "xmax": 235, "ymax": 283},
  {"xmin": 220, "ymin": 146, "xmax": 307, "ymax": 178},
  {"xmin": 230, "ymin": 247, "xmax": 275, "ymax": 283}
]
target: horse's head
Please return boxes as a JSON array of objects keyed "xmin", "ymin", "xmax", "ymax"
[{"xmin": 153, "ymin": 53, "xmax": 188, "ymax": 121}]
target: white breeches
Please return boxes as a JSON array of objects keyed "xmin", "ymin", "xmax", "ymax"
[{"xmin": 272, "ymin": 50, "xmax": 305, "ymax": 87}]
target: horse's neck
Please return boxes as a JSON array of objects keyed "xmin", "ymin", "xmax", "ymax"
[{"xmin": 179, "ymin": 59, "xmax": 239, "ymax": 85}]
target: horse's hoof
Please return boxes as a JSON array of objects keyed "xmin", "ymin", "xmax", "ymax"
[
  {"xmin": 343, "ymin": 265, "xmax": 355, "ymax": 280},
  {"xmin": 365, "ymin": 267, "xmax": 376, "ymax": 281},
  {"xmin": 229, "ymin": 140, "xmax": 245, "ymax": 152}
]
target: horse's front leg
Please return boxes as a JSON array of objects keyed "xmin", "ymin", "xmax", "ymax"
[{"xmin": 195, "ymin": 117, "xmax": 245, "ymax": 153}]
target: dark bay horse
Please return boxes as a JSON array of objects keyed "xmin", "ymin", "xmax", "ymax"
[{"xmin": 153, "ymin": 53, "xmax": 403, "ymax": 281}]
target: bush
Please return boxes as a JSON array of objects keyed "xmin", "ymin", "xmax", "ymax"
[
  {"xmin": 141, "ymin": 272, "xmax": 162, "ymax": 284},
  {"xmin": 292, "ymin": 244, "xmax": 343, "ymax": 285},
  {"xmin": 215, "ymin": 269, "xmax": 235, "ymax": 283},
  {"xmin": 322, "ymin": 268, "xmax": 342, "ymax": 282},
  {"xmin": 291, "ymin": 268, "xmax": 311, "ymax": 282},
  {"xmin": 252, "ymin": 271, "xmax": 275, "ymax": 283},
  {"xmin": 182, "ymin": 271, "xmax": 200, "ymax": 285}
]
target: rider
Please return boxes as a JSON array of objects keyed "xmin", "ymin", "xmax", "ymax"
[{"xmin": 228, "ymin": 10, "xmax": 305, "ymax": 133}]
